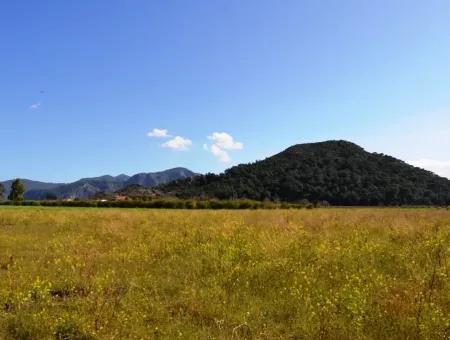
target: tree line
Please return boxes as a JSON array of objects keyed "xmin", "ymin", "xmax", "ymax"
[
  {"xmin": 0, "ymin": 179, "xmax": 25, "ymax": 201},
  {"xmin": 0, "ymin": 197, "xmax": 321, "ymax": 210}
]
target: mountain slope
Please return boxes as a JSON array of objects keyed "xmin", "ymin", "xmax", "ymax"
[
  {"xmin": 161, "ymin": 140, "xmax": 450, "ymax": 205},
  {"xmin": 125, "ymin": 167, "xmax": 197, "ymax": 187},
  {"xmin": 40, "ymin": 175, "xmax": 128, "ymax": 200},
  {"xmin": 115, "ymin": 184, "xmax": 161, "ymax": 199}
]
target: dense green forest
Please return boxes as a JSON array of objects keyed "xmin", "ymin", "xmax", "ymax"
[{"xmin": 161, "ymin": 140, "xmax": 450, "ymax": 205}]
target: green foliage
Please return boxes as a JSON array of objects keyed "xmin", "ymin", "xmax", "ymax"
[
  {"xmin": 44, "ymin": 192, "xmax": 57, "ymax": 200},
  {"xmin": 0, "ymin": 198, "xmax": 313, "ymax": 209},
  {"xmin": 0, "ymin": 207, "xmax": 449, "ymax": 338},
  {"xmin": 6, "ymin": 316, "xmax": 46, "ymax": 340},
  {"xmin": 8, "ymin": 179, "xmax": 25, "ymax": 201},
  {"xmin": 161, "ymin": 140, "xmax": 450, "ymax": 205},
  {"xmin": 0, "ymin": 183, "xmax": 5, "ymax": 200},
  {"xmin": 54, "ymin": 321, "xmax": 94, "ymax": 340}
]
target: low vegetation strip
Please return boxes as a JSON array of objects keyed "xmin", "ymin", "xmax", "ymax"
[
  {"xmin": 0, "ymin": 199, "xmax": 318, "ymax": 209},
  {"xmin": 0, "ymin": 207, "xmax": 449, "ymax": 339}
]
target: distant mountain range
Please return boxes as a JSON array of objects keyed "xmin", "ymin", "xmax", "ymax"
[
  {"xmin": 1, "ymin": 168, "xmax": 197, "ymax": 200},
  {"xmin": 161, "ymin": 140, "xmax": 450, "ymax": 205}
]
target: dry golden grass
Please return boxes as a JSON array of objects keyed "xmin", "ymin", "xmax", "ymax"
[{"xmin": 0, "ymin": 207, "xmax": 449, "ymax": 339}]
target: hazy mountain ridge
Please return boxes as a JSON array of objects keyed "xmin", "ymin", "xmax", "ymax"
[
  {"xmin": 0, "ymin": 179, "xmax": 63, "ymax": 198},
  {"xmin": 126, "ymin": 167, "xmax": 196, "ymax": 187},
  {"xmin": 1, "ymin": 168, "xmax": 197, "ymax": 200},
  {"xmin": 160, "ymin": 140, "xmax": 450, "ymax": 205}
]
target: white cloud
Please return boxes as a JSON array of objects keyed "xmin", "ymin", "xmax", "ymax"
[
  {"xmin": 204, "ymin": 132, "xmax": 243, "ymax": 162},
  {"xmin": 208, "ymin": 144, "xmax": 231, "ymax": 163},
  {"xmin": 161, "ymin": 136, "xmax": 192, "ymax": 151},
  {"xmin": 147, "ymin": 128, "xmax": 170, "ymax": 138},
  {"xmin": 207, "ymin": 132, "xmax": 243, "ymax": 150},
  {"xmin": 409, "ymin": 159, "xmax": 450, "ymax": 179},
  {"xmin": 29, "ymin": 102, "xmax": 41, "ymax": 110}
]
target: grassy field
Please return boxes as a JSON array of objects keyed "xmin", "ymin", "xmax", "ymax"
[{"xmin": 0, "ymin": 207, "xmax": 449, "ymax": 339}]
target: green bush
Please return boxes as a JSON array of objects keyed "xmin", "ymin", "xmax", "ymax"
[
  {"xmin": 54, "ymin": 321, "xmax": 93, "ymax": 340},
  {"xmin": 0, "ymin": 198, "xmax": 316, "ymax": 210}
]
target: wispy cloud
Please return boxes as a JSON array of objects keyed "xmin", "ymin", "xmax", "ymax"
[
  {"xmin": 204, "ymin": 144, "xmax": 231, "ymax": 162},
  {"xmin": 29, "ymin": 102, "xmax": 41, "ymax": 110},
  {"xmin": 161, "ymin": 136, "xmax": 192, "ymax": 151},
  {"xmin": 409, "ymin": 159, "xmax": 450, "ymax": 179},
  {"xmin": 207, "ymin": 132, "xmax": 243, "ymax": 150},
  {"xmin": 147, "ymin": 128, "xmax": 170, "ymax": 138},
  {"xmin": 204, "ymin": 132, "xmax": 243, "ymax": 162}
]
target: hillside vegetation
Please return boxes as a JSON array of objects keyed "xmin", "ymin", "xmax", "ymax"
[
  {"xmin": 162, "ymin": 140, "xmax": 450, "ymax": 205},
  {"xmin": 0, "ymin": 207, "xmax": 449, "ymax": 339}
]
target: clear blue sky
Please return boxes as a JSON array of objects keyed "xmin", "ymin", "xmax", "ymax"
[{"xmin": 1, "ymin": 0, "xmax": 450, "ymax": 182}]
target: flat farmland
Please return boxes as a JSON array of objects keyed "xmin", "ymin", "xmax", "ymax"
[{"xmin": 0, "ymin": 207, "xmax": 449, "ymax": 339}]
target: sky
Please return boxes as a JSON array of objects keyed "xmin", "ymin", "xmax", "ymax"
[{"xmin": 1, "ymin": 0, "xmax": 450, "ymax": 182}]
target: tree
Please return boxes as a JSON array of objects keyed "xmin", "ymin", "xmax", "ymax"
[
  {"xmin": 0, "ymin": 183, "xmax": 4, "ymax": 200},
  {"xmin": 44, "ymin": 192, "xmax": 57, "ymax": 200},
  {"xmin": 8, "ymin": 179, "xmax": 25, "ymax": 201}
]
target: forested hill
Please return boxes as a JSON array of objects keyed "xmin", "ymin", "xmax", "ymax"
[{"xmin": 161, "ymin": 140, "xmax": 450, "ymax": 205}]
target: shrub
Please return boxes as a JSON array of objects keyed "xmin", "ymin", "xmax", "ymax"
[
  {"xmin": 54, "ymin": 321, "xmax": 93, "ymax": 340},
  {"xmin": 0, "ymin": 198, "xmax": 314, "ymax": 209}
]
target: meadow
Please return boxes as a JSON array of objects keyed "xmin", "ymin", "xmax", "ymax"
[{"xmin": 0, "ymin": 207, "xmax": 449, "ymax": 339}]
